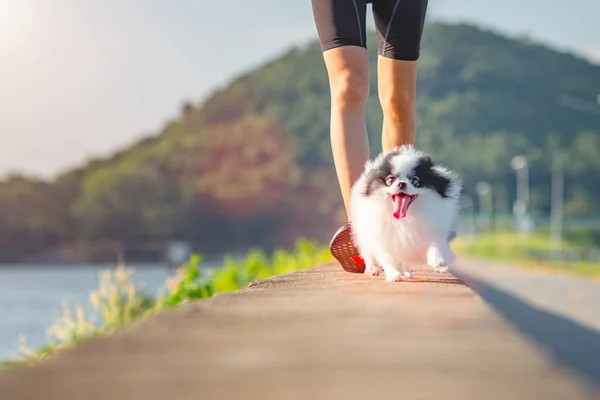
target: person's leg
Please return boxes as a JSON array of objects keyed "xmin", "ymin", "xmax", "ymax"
[
  {"xmin": 324, "ymin": 47, "xmax": 370, "ymax": 218},
  {"xmin": 310, "ymin": 0, "xmax": 370, "ymax": 218},
  {"xmin": 372, "ymin": 0, "xmax": 429, "ymax": 151},
  {"xmin": 378, "ymin": 57, "xmax": 418, "ymax": 150},
  {"xmin": 311, "ymin": 0, "xmax": 371, "ymax": 273}
]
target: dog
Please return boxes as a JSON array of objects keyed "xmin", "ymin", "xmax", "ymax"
[{"xmin": 349, "ymin": 145, "xmax": 462, "ymax": 282}]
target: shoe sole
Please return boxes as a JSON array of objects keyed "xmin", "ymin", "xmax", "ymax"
[{"xmin": 329, "ymin": 222, "xmax": 365, "ymax": 273}]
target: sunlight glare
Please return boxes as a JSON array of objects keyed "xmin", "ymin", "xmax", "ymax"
[{"xmin": 0, "ymin": 0, "xmax": 27, "ymax": 33}]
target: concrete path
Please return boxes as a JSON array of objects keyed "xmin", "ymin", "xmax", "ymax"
[
  {"xmin": 458, "ymin": 258, "xmax": 600, "ymax": 331},
  {"xmin": 0, "ymin": 261, "xmax": 598, "ymax": 399}
]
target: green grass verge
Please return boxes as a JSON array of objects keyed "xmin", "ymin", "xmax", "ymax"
[
  {"xmin": 453, "ymin": 232, "xmax": 600, "ymax": 278},
  {"xmin": 1, "ymin": 238, "xmax": 333, "ymax": 370}
]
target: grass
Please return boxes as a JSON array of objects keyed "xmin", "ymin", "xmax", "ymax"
[
  {"xmin": 1, "ymin": 238, "xmax": 332, "ymax": 370},
  {"xmin": 452, "ymin": 231, "xmax": 600, "ymax": 278}
]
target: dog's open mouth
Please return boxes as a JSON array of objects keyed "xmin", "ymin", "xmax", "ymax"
[{"xmin": 391, "ymin": 193, "xmax": 418, "ymax": 219}]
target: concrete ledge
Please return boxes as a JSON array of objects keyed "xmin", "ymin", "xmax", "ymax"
[{"xmin": 0, "ymin": 262, "xmax": 596, "ymax": 399}]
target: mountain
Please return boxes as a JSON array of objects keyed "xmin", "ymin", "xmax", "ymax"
[{"xmin": 1, "ymin": 22, "xmax": 600, "ymax": 262}]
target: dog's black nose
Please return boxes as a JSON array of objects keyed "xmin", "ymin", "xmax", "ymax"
[{"xmin": 398, "ymin": 181, "xmax": 407, "ymax": 190}]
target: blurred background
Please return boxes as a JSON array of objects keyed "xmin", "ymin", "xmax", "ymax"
[{"xmin": 1, "ymin": 0, "xmax": 599, "ymax": 363}]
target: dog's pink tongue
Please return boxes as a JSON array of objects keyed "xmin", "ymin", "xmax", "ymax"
[{"xmin": 393, "ymin": 194, "xmax": 411, "ymax": 219}]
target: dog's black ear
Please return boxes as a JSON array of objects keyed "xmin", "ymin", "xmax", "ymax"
[
  {"xmin": 363, "ymin": 175, "xmax": 380, "ymax": 196},
  {"xmin": 362, "ymin": 155, "xmax": 392, "ymax": 196},
  {"xmin": 418, "ymin": 155, "xmax": 434, "ymax": 169}
]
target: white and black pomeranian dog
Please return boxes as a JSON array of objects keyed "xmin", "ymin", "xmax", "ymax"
[{"xmin": 349, "ymin": 145, "xmax": 462, "ymax": 282}]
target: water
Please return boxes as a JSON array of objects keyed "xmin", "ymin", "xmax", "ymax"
[{"xmin": 0, "ymin": 265, "xmax": 174, "ymax": 362}]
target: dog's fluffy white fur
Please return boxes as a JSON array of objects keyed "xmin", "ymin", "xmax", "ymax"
[{"xmin": 350, "ymin": 145, "xmax": 462, "ymax": 282}]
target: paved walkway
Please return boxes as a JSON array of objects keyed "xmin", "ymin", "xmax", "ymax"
[
  {"xmin": 457, "ymin": 258, "xmax": 600, "ymax": 331},
  {"xmin": 0, "ymin": 261, "xmax": 598, "ymax": 399}
]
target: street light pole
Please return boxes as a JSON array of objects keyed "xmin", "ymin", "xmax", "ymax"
[
  {"xmin": 494, "ymin": 185, "xmax": 509, "ymax": 231},
  {"xmin": 552, "ymin": 92, "xmax": 600, "ymax": 254},
  {"xmin": 549, "ymin": 154, "xmax": 564, "ymax": 259},
  {"xmin": 459, "ymin": 195, "xmax": 476, "ymax": 236},
  {"xmin": 475, "ymin": 181, "xmax": 493, "ymax": 233},
  {"xmin": 510, "ymin": 155, "xmax": 530, "ymax": 232}
]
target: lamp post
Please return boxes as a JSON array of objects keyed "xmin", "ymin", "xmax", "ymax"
[
  {"xmin": 551, "ymin": 93, "xmax": 599, "ymax": 255},
  {"xmin": 549, "ymin": 154, "xmax": 564, "ymax": 260},
  {"xmin": 510, "ymin": 155, "xmax": 530, "ymax": 233},
  {"xmin": 475, "ymin": 181, "xmax": 492, "ymax": 233},
  {"xmin": 459, "ymin": 195, "xmax": 476, "ymax": 236}
]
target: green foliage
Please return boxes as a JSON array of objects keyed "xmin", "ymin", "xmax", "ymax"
[
  {"xmin": 5, "ymin": 239, "xmax": 333, "ymax": 367},
  {"xmin": 160, "ymin": 255, "xmax": 215, "ymax": 307},
  {"xmin": 1, "ymin": 22, "xmax": 600, "ymax": 261},
  {"xmin": 73, "ymin": 161, "xmax": 183, "ymax": 241}
]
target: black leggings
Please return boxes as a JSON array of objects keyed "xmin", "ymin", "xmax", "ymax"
[{"xmin": 310, "ymin": 0, "xmax": 429, "ymax": 61}]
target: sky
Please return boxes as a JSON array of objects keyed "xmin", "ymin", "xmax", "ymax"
[{"xmin": 0, "ymin": 0, "xmax": 599, "ymax": 179}]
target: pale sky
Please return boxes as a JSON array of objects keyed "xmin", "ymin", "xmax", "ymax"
[{"xmin": 1, "ymin": 0, "xmax": 599, "ymax": 179}]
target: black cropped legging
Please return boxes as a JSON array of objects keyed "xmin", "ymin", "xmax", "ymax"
[{"xmin": 310, "ymin": 0, "xmax": 429, "ymax": 61}]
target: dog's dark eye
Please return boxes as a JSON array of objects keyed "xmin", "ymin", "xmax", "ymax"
[
  {"xmin": 410, "ymin": 176, "xmax": 421, "ymax": 187},
  {"xmin": 384, "ymin": 176, "xmax": 395, "ymax": 186}
]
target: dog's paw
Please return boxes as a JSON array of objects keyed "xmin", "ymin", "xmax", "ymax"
[
  {"xmin": 427, "ymin": 246, "xmax": 449, "ymax": 273},
  {"xmin": 364, "ymin": 263, "xmax": 383, "ymax": 277},
  {"xmin": 401, "ymin": 264, "xmax": 413, "ymax": 279},
  {"xmin": 433, "ymin": 265, "xmax": 449, "ymax": 274},
  {"xmin": 385, "ymin": 270, "xmax": 406, "ymax": 282},
  {"xmin": 427, "ymin": 252, "xmax": 447, "ymax": 268}
]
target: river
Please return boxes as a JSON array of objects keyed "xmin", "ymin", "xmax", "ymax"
[{"xmin": 0, "ymin": 264, "xmax": 177, "ymax": 362}]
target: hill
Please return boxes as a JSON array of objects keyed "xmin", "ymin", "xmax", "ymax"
[{"xmin": 1, "ymin": 22, "xmax": 600, "ymax": 262}]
